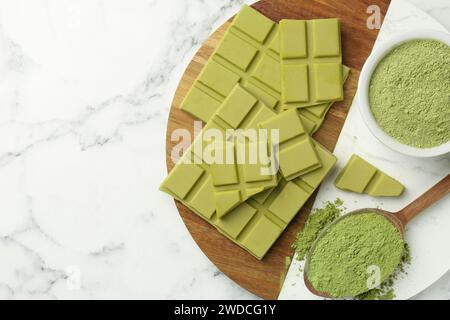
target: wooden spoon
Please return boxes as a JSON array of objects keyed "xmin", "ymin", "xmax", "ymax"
[{"xmin": 304, "ymin": 174, "xmax": 450, "ymax": 298}]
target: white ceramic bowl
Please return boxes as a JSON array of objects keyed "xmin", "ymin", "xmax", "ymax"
[{"xmin": 358, "ymin": 30, "xmax": 450, "ymax": 158}]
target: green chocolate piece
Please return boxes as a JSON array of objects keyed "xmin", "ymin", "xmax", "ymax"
[
  {"xmin": 181, "ymin": 5, "xmax": 281, "ymax": 121},
  {"xmin": 162, "ymin": 163, "xmax": 204, "ymax": 199},
  {"xmin": 259, "ymin": 109, "xmax": 322, "ymax": 180},
  {"xmin": 219, "ymin": 142, "xmax": 337, "ymax": 259},
  {"xmin": 241, "ymin": 216, "xmax": 282, "ymax": 259},
  {"xmin": 279, "ymin": 19, "xmax": 343, "ymax": 109},
  {"xmin": 210, "ymin": 139, "xmax": 277, "ymax": 218},
  {"xmin": 201, "ymin": 85, "xmax": 279, "ymax": 217},
  {"xmin": 295, "ymin": 65, "xmax": 349, "ymax": 133},
  {"xmin": 335, "ymin": 154, "xmax": 405, "ymax": 196}
]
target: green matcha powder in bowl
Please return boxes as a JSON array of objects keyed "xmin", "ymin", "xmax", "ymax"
[
  {"xmin": 358, "ymin": 30, "xmax": 450, "ymax": 157},
  {"xmin": 305, "ymin": 212, "xmax": 405, "ymax": 298}
]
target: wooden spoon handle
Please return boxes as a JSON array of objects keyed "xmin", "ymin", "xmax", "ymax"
[{"xmin": 397, "ymin": 175, "xmax": 450, "ymax": 225}]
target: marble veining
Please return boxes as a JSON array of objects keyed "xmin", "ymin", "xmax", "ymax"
[
  {"xmin": 0, "ymin": 0, "xmax": 447, "ymax": 299},
  {"xmin": 0, "ymin": 0, "xmax": 257, "ymax": 299}
]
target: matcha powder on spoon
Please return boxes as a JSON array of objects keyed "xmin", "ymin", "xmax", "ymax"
[
  {"xmin": 369, "ymin": 39, "xmax": 450, "ymax": 148},
  {"xmin": 306, "ymin": 212, "xmax": 404, "ymax": 298}
]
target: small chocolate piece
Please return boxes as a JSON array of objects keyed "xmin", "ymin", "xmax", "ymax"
[{"xmin": 335, "ymin": 154, "xmax": 405, "ymax": 196}]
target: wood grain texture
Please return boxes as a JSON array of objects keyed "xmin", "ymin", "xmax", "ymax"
[{"xmin": 165, "ymin": 0, "xmax": 390, "ymax": 300}]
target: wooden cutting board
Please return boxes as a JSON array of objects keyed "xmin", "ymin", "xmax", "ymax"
[{"xmin": 165, "ymin": 0, "xmax": 390, "ymax": 300}]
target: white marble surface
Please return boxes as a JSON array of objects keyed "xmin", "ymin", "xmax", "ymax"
[{"xmin": 0, "ymin": 0, "xmax": 448, "ymax": 300}]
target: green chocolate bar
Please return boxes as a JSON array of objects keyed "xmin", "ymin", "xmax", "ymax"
[
  {"xmin": 162, "ymin": 84, "xmax": 278, "ymax": 220},
  {"xmin": 161, "ymin": 140, "xmax": 336, "ymax": 260},
  {"xmin": 162, "ymin": 84, "xmax": 337, "ymax": 259},
  {"xmin": 181, "ymin": 5, "xmax": 281, "ymax": 121},
  {"xmin": 181, "ymin": 5, "xmax": 349, "ymax": 135},
  {"xmin": 259, "ymin": 109, "xmax": 321, "ymax": 181},
  {"xmin": 279, "ymin": 19, "xmax": 343, "ymax": 109},
  {"xmin": 335, "ymin": 154, "xmax": 405, "ymax": 196},
  {"xmin": 217, "ymin": 142, "xmax": 337, "ymax": 259}
]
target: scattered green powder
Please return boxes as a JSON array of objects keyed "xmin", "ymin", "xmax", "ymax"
[
  {"xmin": 292, "ymin": 199, "xmax": 345, "ymax": 261},
  {"xmin": 357, "ymin": 286, "xmax": 395, "ymax": 301},
  {"xmin": 369, "ymin": 39, "xmax": 450, "ymax": 148},
  {"xmin": 307, "ymin": 212, "xmax": 405, "ymax": 298},
  {"xmin": 399, "ymin": 243, "xmax": 412, "ymax": 272}
]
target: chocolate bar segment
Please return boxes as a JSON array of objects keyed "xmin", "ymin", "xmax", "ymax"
[
  {"xmin": 280, "ymin": 19, "xmax": 343, "ymax": 109},
  {"xmin": 181, "ymin": 5, "xmax": 281, "ymax": 121},
  {"xmin": 294, "ymin": 65, "xmax": 350, "ymax": 133},
  {"xmin": 335, "ymin": 154, "xmax": 405, "ymax": 196},
  {"xmin": 216, "ymin": 142, "xmax": 337, "ymax": 259},
  {"xmin": 259, "ymin": 109, "xmax": 322, "ymax": 181}
]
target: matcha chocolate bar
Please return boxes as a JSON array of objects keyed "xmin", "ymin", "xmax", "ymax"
[
  {"xmin": 181, "ymin": 5, "xmax": 348, "ymax": 135},
  {"xmin": 161, "ymin": 139, "xmax": 336, "ymax": 260},
  {"xmin": 335, "ymin": 154, "xmax": 405, "ymax": 196},
  {"xmin": 162, "ymin": 84, "xmax": 337, "ymax": 259},
  {"xmin": 181, "ymin": 5, "xmax": 281, "ymax": 122},
  {"xmin": 280, "ymin": 19, "xmax": 343, "ymax": 109},
  {"xmin": 259, "ymin": 109, "xmax": 321, "ymax": 181}
]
